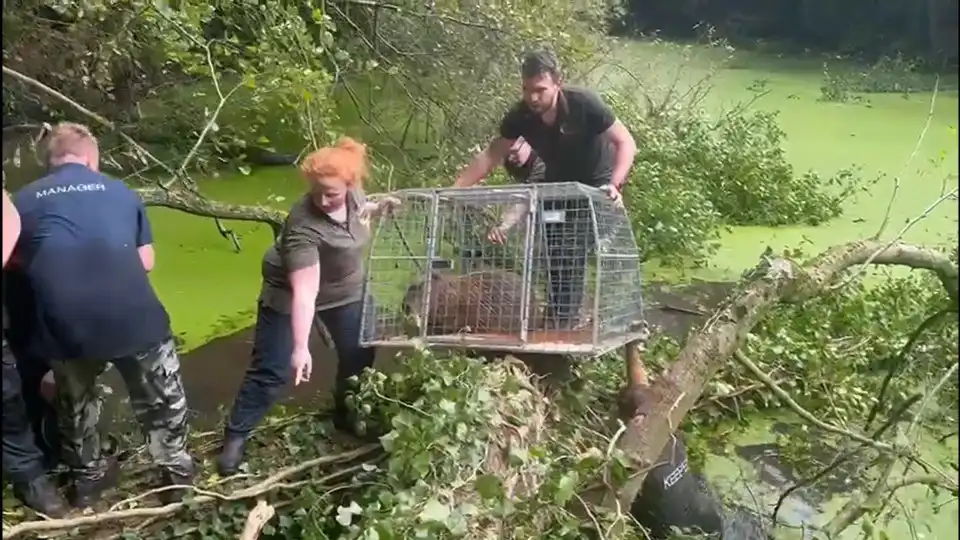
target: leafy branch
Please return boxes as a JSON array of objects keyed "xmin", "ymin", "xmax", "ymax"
[{"xmin": 2, "ymin": 445, "xmax": 380, "ymax": 538}]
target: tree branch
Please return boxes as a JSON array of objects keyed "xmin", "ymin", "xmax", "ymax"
[
  {"xmin": 2, "ymin": 445, "xmax": 380, "ymax": 539},
  {"xmin": 2, "ymin": 66, "xmax": 174, "ymax": 182},
  {"xmin": 135, "ymin": 187, "xmax": 286, "ymax": 236},
  {"xmin": 337, "ymin": 0, "xmax": 505, "ymax": 32},
  {"xmin": 820, "ymin": 361, "xmax": 960, "ymax": 538},
  {"xmin": 600, "ymin": 239, "xmax": 959, "ymax": 516}
]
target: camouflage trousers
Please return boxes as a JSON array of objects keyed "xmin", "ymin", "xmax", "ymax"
[{"xmin": 49, "ymin": 338, "xmax": 194, "ymax": 481}]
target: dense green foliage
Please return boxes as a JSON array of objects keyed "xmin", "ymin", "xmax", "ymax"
[{"xmin": 605, "ymin": 79, "xmax": 863, "ymax": 265}]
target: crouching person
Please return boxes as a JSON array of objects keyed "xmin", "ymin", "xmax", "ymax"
[
  {"xmin": 10, "ymin": 123, "xmax": 195, "ymax": 508},
  {"xmin": 217, "ymin": 137, "xmax": 397, "ymax": 476},
  {"xmin": 623, "ymin": 384, "xmax": 725, "ymax": 539}
]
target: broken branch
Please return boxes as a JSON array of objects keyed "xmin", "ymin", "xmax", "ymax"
[{"xmin": 602, "ymin": 239, "xmax": 958, "ymax": 515}]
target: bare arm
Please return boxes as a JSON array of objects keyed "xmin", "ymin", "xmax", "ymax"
[
  {"xmin": 498, "ymin": 202, "xmax": 530, "ymax": 231},
  {"xmin": 289, "ymin": 263, "xmax": 321, "ymax": 354},
  {"xmin": 138, "ymin": 245, "xmax": 155, "ymax": 272},
  {"xmin": 604, "ymin": 119, "xmax": 637, "ymax": 190},
  {"xmin": 134, "ymin": 193, "xmax": 156, "ymax": 272},
  {"xmin": 2, "ymin": 190, "xmax": 21, "ymax": 268},
  {"xmin": 455, "ymin": 137, "xmax": 515, "ymax": 187},
  {"xmin": 281, "ymin": 225, "xmax": 322, "ymax": 354}
]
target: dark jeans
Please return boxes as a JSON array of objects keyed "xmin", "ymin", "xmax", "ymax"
[
  {"xmin": 224, "ymin": 300, "xmax": 376, "ymax": 438},
  {"xmin": 1, "ymin": 339, "xmax": 49, "ymax": 485},
  {"xmin": 541, "ymin": 204, "xmax": 593, "ymax": 329},
  {"xmin": 15, "ymin": 350, "xmax": 60, "ymax": 470}
]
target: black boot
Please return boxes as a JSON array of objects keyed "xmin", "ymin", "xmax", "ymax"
[
  {"xmin": 332, "ymin": 406, "xmax": 353, "ymax": 434},
  {"xmin": 13, "ymin": 475, "xmax": 69, "ymax": 518},
  {"xmin": 332, "ymin": 406, "xmax": 380, "ymax": 442},
  {"xmin": 68, "ymin": 456, "xmax": 119, "ymax": 509},
  {"xmin": 157, "ymin": 462, "xmax": 197, "ymax": 505},
  {"xmin": 216, "ymin": 435, "xmax": 247, "ymax": 477}
]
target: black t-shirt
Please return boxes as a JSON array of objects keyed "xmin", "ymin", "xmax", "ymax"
[
  {"xmin": 632, "ymin": 435, "xmax": 725, "ymax": 539},
  {"xmin": 11, "ymin": 164, "xmax": 171, "ymax": 360},
  {"xmin": 499, "ymin": 86, "xmax": 616, "ymax": 187}
]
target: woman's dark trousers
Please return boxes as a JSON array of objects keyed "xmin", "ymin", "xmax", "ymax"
[{"xmin": 224, "ymin": 300, "xmax": 376, "ymax": 439}]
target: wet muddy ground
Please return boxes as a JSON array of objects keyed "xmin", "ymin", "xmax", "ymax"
[{"xmin": 95, "ymin": 280, "xmax": 736, "ymax": 429}]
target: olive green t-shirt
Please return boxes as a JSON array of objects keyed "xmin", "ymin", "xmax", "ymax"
[{"xmin": 258, "ymin": 191, "xmax": 371, "ymax": 313}]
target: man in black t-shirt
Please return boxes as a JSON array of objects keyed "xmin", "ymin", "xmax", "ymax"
[
  {"xmin": 455, "ymin": 50, "xmax": 636, "ymax": 192},
  {"xmin": 455, "ymin": 50, "xmax": 637, "ymax": 329}
]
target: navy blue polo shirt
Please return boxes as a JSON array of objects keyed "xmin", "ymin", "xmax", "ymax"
[{"xmin": 12, "ymin": 163, "xmax": 171, "ymax": 361}]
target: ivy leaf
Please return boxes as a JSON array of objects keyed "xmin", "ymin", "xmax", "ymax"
[
  {"xmin": 474, "ymin": 474, "xmax": 503, "ymax": 500},
  {"xmin": 555, "ymin": 471, "xmax": 579, "ymax": 505},
  {"xmin": 335, "ymin": 501, "xmax": 363, "ymax": 526},
  {"xmin": 418, "ymin": 498, "xmax": 450, "ymax": 525}
]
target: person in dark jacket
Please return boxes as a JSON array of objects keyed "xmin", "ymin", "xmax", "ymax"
[{"xmin": 626, "ymin": 384, "xmax": 771, "ymax": 540}]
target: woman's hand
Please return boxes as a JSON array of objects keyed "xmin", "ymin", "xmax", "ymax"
[
  {"xmin": 376, "ymin": 196, "xmax": 401, "ymax": 216},
  {"xmin": 291, "ymin": 347, "xmax": 313, "ymax": 386}
]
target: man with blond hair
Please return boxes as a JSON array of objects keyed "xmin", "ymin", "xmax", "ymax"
[
  {"xmin": 2, "ymin": 189, "xmax": 70, "ymax": 516},
  {"xmin": 9, "ymin": 122, "xmax": 196, "ymax": 508}
]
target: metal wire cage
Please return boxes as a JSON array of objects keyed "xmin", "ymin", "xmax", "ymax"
[{"xmin": 359, "ymin": 182, "xmax": 646, "ymax": 357}]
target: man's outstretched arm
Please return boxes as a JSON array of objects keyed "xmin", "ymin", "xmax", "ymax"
[
  {"xmin": 2, "ymin": 190, "xmax": 22, "ymax": 268},
  {"xmin": 454, "ymin": 137, "xmax": 515, "ymax": 187}
]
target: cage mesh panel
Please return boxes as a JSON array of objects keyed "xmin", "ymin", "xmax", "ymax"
[{"xmin": 360, "ymin": 183, "xmax": 646, "ymax": 356}]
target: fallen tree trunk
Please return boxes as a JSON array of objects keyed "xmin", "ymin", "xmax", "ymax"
[{"xmin": 605, "ymin": 240, "xmax": 958, "ymax": 522}]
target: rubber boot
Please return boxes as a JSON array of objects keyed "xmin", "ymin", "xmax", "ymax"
[
  {"xmin": 157, "ymin": 460, "xmax": 197, "ymax": 505},
  {"xmin": 68, "ymin": 456, "xmax": 119, "ymax": 509},
  {"xmin": 216, "ymin": 435, "xmax": 247, "ymax": 477},
  {"xmin": 13, "ymin": 475, "xmax": 69, "ymax": 518}
]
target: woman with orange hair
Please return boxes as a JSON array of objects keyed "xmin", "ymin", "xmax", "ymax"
[{"xmin": 217, "ymin": 137, "xmax": 398, "ymax": 475}]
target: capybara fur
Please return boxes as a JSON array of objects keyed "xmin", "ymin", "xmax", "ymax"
[{"xmin": 402, "ymin": 269, "xmax": 543, "ymax": 337}]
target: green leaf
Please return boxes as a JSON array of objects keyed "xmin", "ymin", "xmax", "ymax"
[
  {"xmin": 418, "ymin": 498, "xmax": 450, "ymax": 525},
  {"xmin": 475, "ymin": 474, "xmax": 503, "ymax": 500},
  {"xmin": 380, "ymin": 430, "xmax": 398, "ymax": 452},
  {"xmin": 555, "ymin": 471, "xmax": 579, "ymax": 505},
  {"xmin": 335, "ymin": 500, "xmax": 363, "ymax": 526}
]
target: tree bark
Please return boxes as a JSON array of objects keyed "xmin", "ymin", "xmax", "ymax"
[
  {"xmin": 604, "ymin": 239, "xmax": 958, "ymax": 516},
  {"xmin": 135, "ymin": 187, "xmax": 286, "ymax": 237}
]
